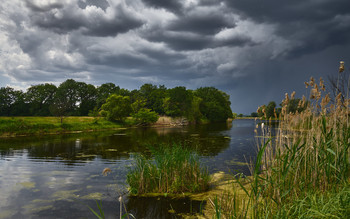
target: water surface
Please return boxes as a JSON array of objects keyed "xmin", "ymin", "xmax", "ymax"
[{"xmin": 0, "ymin": 119, "xmax": 257, "ymax": 218}]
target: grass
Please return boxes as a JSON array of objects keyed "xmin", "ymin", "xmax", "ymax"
[
  {"xmin": 210, "ymin": 75, "xmax": 350, "ymax": 218},
  {"xmin": 0, "ymin": 116, "xmax": 123, "ymax": 137},
  {"xmin": 127, "ymin": 143, "xmax": 210, "ymax": 195}
]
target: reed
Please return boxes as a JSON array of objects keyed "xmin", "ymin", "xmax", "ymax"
[
  {"xmin": 212, "ymin": 64, "xmax": 350, "ymax": 218},
  {"xmin": 127, "ymin": 143, "xmax": 210, "ymax": 195}
]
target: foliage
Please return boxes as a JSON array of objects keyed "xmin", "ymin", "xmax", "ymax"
[
  {"xmin": 163, "ymin": 86, "xmax": 193, "ymax": 117},
  {"xmin": 0, "ymin": 87, "xmax": 28, "ymax": 116},
  {"xmin": 250, "ymin": 112, "xmax": 258, "ymax": 117},
  {"xmin": 132, "ymin": 108, "xmax": 159, "ymax": 125},
  {"xmin": 100, "ymin": 94, "xmax": 132, "ymax": 121},
  {"xmin": 0, "ymin": 80, "xmax": 232, "ymax": 123},
  {"xmin": 127, "ymin": 144, "xmax": 210, "ymax": 195},
  {"xmin": 195, "ymin": 87, "xmax": 233, "ymax": 122},
  {"xmin": 26, "ymin": 83, "xmax": 57, "ymax": 116},
  {"xmin": 265, "ymin": 101, "xmax": 276, "ymax": 118}
]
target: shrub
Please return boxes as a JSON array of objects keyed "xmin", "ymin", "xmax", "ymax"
[{"xmin": 132, "ymin": 108, "xmax": 159, "ymax": 126}]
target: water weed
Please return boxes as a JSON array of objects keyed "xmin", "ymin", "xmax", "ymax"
[{"xmin": 127, "ymin": 143, "xmax": 210, "ymax": 195}]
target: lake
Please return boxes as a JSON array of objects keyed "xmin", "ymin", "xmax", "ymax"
[{"xmin": 0, "ymin": 119, "xmax": 258, "ymax": 218}]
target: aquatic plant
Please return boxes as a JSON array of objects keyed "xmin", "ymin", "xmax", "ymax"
[{"xmin": 127, "ymin": 143, "xmax": 210, "ymax": 194}]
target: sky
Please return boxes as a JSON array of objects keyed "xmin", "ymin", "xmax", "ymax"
[{"xmin": 0, "ymin": 0, "xmax": 349, "ymax": 114}]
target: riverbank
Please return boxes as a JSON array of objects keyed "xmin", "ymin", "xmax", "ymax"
[
  {"xmin": 0, "ymin": 117, "xmax": 125, "ymax": 138},
  {"xmin": 0, "ymin": 116, "xmax": 223, "ymax": 138}
]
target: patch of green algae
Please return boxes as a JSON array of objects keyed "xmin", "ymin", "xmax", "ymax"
[
  {"xmin": 52, "ymin": 189, "xmax": 80, "ymax": 201},
  {"xmin": 80, "ymin": 192, "xmax": 103, "ymax": 200},
  {"xmin": 23, "ymin": 204, "xmax": 54, "ymax": 214},
  {"xmin": 0, "ymin": 210, "xmax": 17, "ymax": 219},
  {"xmin": 18, "ymin": 181, "xmax": 36, "ymax": 189}
]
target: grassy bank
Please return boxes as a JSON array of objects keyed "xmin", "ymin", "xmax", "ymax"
[{"xmin": 0, "ymin": 116, "xmax": 124, "ymax": 137}]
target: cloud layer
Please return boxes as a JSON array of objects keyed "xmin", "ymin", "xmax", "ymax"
[{"xmin": 1, "ymin": 0, "xmax": 349, "ymax": 113}]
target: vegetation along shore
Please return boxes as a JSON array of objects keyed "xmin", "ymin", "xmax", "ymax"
[{"xmin": 0, "ymin": 81, "xmax": 233, "ymax": 137}]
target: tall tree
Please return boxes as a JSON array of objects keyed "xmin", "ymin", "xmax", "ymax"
[
  {"xmin": 139, "ymin": 84, "xmax": 167, "ymax": 114},
  {"xmin": 164, "ymin": 86, "xmax": 193, "ymax": 117},
  {"xmin": 100, "ymin": 94, "xmax": 132, "ymax": 121},
  {"xmin": 26, "ymin": 83, "xmax": 57, "ymax": 116},
  {"xmin": 76, "ymin": 82, "xmax": 97, "ymax": 116},
  {"xmin": 0, "ymin": 87, "xmax": 28, "ymax": 116},
  {"xmin": 265, "ymin": 101, "xmax": 276, "ymax": 118},
  {"xmin": 195, "ymin": 87, "xmax": 233, "ymax": 122},
  {"xmin": 96, "ymin": 83, "xmax": 120, "ymax": 109}
]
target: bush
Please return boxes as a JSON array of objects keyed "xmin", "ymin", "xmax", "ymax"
[{"xmin": 132, "ymin": 108, "xmax": 159, "ymax": 126}]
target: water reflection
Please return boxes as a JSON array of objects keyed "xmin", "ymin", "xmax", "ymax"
[{"xmin": 0, "ymin": 120, "xmax": 257, "ymax": 218}]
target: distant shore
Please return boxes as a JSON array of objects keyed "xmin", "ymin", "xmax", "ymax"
[{"xmin": 0, "ymin": 116, "xmax": 231, "ymax": 138}]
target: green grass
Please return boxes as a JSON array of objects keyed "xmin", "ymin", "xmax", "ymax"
[
  {"xmin": 0, "ymin": 116, "xmax": 123, "ymax": 136},
  {"xmin": 127, "ymin": 143, "xmax": 210, "ymax": 195}
]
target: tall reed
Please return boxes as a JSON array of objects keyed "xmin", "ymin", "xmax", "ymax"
[{"xmin": 212, "ymin": 65, "xmax": 350, "ymax": 218}]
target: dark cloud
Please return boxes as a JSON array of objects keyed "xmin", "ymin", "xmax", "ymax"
[
  {"xmin": 25, "ymin": 0, "xmax": 63, "ymax": 12},
  {"xmin": 225, "ymin": 0, "xmax": 350, "ymax": 58},
  {"xmin": 1, "ymin": 0, "xmax": 349, "ymax": 114},
  {"xmin": 226, "ymin": 0, "xmax": 350, "ymax": 23},
  {"xmin": 141, "ymin": 0, "xmax": 183, "ymax": 13},
  {"xmin": 168, "ymin": 12, "xmax": 235, "ymax": 35},
  {"xmin": 145, "ymin": 31, "xmax": 212, "ymax": 51},
  {"xmin": 28, "ymin": 2, "xmax": 144, "ymax": 37},
  {"xmin": 144, "ymin": 30, "xmax": 254, "ymax": 51}
]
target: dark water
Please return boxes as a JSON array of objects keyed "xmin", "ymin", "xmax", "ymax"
[{"xmin": 0, "ymin": 119, "xmax": 257, "ymax": 218}]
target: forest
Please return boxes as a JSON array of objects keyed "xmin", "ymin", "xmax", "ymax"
[{"xmin": 0, "ymin": 79, "xmax": 233, "ymax": 122}]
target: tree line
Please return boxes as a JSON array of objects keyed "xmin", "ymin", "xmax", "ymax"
[{"xmin": 0, "ymin": 79, "xmax": 233, "ymax": 122}]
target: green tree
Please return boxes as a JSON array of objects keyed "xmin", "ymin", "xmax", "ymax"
[
  {"xmin": 76, "ymin": 82, "xmax": 97, "ymax": 116},
  {"xmin": 265, "ymin": 101, "xmax": 276, "ymax": 118},
  {"xmin": 100, "ymin": 94, "xmax": 132, "ymax": 121},
  {"xmin": 26, "ymin": 83, "xmax": 57, "ymax": 116},
  {"xmin": 195, "ymin": 87, "xmax": 233, "ymax": 122},
  {"xmin": 0, "ymin": 87, "xmax": 28, "ymax": 116},
  {"xmin": 139, "ymin": 84, "xmax": 167, "ymax": 114},
  {"xmin": 164, "ymin": 86, "xmax": 193, "ymax": 117},
  {"xmin": 251, "ymin": 112, "xmax": 258, "ymax": 117},
  {"xmin": 286, "ymin": 98, "xmax": 307, "ymax": 114},
  {"xmin": 52, "ymin": 79, "xmax": 80, "ymax": 116},
  {"xmin": 96, "ymin": 83, "xmax": 120, "ymax": 109}
]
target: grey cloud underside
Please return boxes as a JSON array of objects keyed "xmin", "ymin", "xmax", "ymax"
[
  {"xmin": 28, "ymin": 5, "xmax": 144, "ymax": 37},
  {"xmin": 144, "ymin": 31, "xmax": 254, "ymax": 51},
  {"xmin": 168, "ymin": 12, "xmax": 235, "ymax": 35},
  {"xmin": 25, "ymin": 0, "xmax": 63, "ymax": 12},
  {"xmin": 141, "ymin": 0, "xmax": 182, "ymax": 13}
]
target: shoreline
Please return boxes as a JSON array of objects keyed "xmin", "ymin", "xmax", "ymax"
[{"xmin": 0, "ymin": 116, "xmax": 233, "ymax": 138}]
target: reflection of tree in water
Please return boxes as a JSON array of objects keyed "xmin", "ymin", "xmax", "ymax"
[{"xmin": 0, "ymin": 122, "xmax": 232, "ymax": 163}]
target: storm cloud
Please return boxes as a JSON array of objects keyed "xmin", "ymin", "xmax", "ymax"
[{"xmin": 0, "ymin": 0, "xmax": 349, "ymax": 113}]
